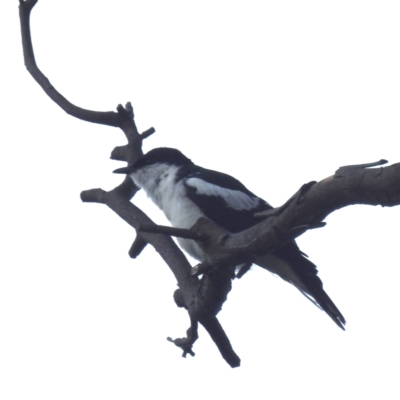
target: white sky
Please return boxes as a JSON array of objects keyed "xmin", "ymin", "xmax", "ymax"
[{"xmin": 2, "ymin": 1, "xmax": 400, "ymax": 399}]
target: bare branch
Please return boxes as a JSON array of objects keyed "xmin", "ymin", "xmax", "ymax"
[
  {"xmin": 183, "ymin": 161, "xmax": 400, "ymax": 274},
  {"xmin": 167, "ymin": 319, "xmax": 198, "ymax": 358},
  {"xmin": 138, "ymin": 223, "xmax": 209, "ymax": 241},
  {"xmin": 18, "ymin": 0, "xmax": 248, "ymax": 367},
  {"xmin": 141, "ymin": 127, "xmax": 156, "ymax": 139},
  {"xmin": 200, "ymin": 317, "xmax": 241, "ymax": 368},
  {"xmin": 19, "ymin": 1, "xmax": 125, "ymax": 128},
  {"xmin": 168, "ymin": 316, "xmax": 242, "ymax": 368},
  {"xmin": 82, "ymin": 188, "xmax": 240, "ymax": 366},
  {"xmin": 22, "ymin": 2, "xmax": 400, "ymax": 368}
]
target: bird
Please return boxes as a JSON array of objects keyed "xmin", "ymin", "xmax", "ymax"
[{"xmin": 114, "ymin": 147, "xmax": 345, "ymax": 329}]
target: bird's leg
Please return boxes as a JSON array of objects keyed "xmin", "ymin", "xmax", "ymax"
[{"xmin": 190, "ymin": 253, "xmax": 255, "ymax": 277}]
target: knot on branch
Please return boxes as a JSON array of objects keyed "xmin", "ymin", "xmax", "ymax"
[{"xmin": 173, "ymin": 289, "xmax": 186, "ymax": 308}]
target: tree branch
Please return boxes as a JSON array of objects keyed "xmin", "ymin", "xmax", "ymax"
[
  {"xmin": 19, "ymin": 0, "xmax": 123, "ymax": 128},
  {"xmin": 200, "ymin": 317, "xmax": 241, "ymax": 368},
  {"xmin": 184, "ymin": 160, "xmax": 400, "ymax": 274},
  {"xmin": 138, "ymin": 223, "xmax": 209, "ymax": 241},
  {"xmin": 80, "ymin": 187, "xmax": 240, "ymax": 366},
  {"xmin": 136, "ymin": 161, "xmax": 400, "ymax": 278},
  {"xmin": 20, "ymin": 0, "xmax": 241, "ymax": 367},
  {"xmin": 21, "ymin": 1, "xmax": 400, "ymax": 368}
]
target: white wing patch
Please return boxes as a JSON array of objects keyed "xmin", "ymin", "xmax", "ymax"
[{"xmin": 185, "ymin": 177, "xmax": 261, "ymax": 211}]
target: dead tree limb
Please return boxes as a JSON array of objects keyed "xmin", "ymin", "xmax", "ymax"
[
  {"xmin": 19, "ymin": 0, "xmax": 241, "ymax": 368},
  {"xmin": 187, "ymin": 160, "xmax": 400, "ymax": 275},
  {"xmin": 18, "ymin": 1, "xmax": 400, "ymax": 368},
  {"xmin": 132, "ymin": 159, "xmax": 400, "ymax": 277}
]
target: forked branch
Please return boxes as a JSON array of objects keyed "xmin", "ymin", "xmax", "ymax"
[
  {"xmin": 19, "ymin": 0, "xmax": 241, "ymax": 368},
  {"xmin": 19, "ymin": 1, "xmax": 400, "ymax": 368}
]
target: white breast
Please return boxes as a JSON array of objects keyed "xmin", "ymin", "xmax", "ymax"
[{"xmin": 129, "ymin": 164, "xmax": 207, "ymax": 261}]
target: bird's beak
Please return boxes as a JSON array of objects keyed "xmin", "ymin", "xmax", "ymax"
[{"xmin": 113, "ymin": 165, "xmax": 136, "ymax": 174}]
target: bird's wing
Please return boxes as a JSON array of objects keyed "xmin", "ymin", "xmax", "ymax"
[
  {"xmin": 183, "ymin": 166, "xmax": 345, "ymax": 329},
  {"xmin": 183, "ymin": 167, "xmax": 272, "ymax": 233}
]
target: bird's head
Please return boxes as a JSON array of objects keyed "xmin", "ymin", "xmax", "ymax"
[
  {"xmin": 113, "ymin": 147, "xmax": 194, "ymax": 175},
  {"xmin": 113, "ymin": 147, "xmax": 194, "ymax": 191}
]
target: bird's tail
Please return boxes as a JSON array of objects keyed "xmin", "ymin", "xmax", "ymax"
[{"xmin": 256, "ymin": 246, "xmax": 346, "ymax": 330}]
